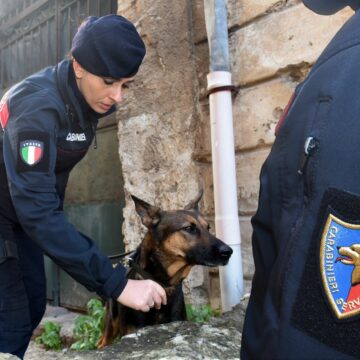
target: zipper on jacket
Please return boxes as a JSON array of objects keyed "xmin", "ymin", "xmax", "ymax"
[{"xmin": 298, "ymin": 136, "xmax": 318, "ymax": 175}]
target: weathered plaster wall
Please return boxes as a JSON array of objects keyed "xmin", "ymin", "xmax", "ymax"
[
  {"xmin": 115, "ymin": 0, "xmax": 209, "ymax": 305},
  {"xmin": 192, "ymin": 1, "xmax": 352, "ymax": 293},
  {"xmin": 116, "ymin": 0, "xmax": 353, "ymax": 307}
]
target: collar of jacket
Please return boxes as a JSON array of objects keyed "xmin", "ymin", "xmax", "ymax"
[{"xmin": 55, "ymin": 59, "xmax": 116, "ymax": 130}]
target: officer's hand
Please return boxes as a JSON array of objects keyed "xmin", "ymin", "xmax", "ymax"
[{"xmin": 117, "ymin": 279, "xmax": 167, "ymax": 312}]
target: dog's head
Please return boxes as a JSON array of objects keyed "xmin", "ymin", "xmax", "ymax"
[
  {"xmin": 131, "ymin": 190, "xmax": 233, "ymax": 271},
  {"xmin": 336, "ymin": 244, "xmax": 360, "ymax": 266}
]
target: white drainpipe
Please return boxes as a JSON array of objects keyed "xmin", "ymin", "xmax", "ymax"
[{"xmin": 204, "ymin": 0, "xmax": 243, "ymax": 311}]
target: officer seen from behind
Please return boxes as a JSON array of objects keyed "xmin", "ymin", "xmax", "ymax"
[
  {"xmin": 0, "ymin": 15, "xmax": 166, "ymax": 359},
  {"xmin": 241, "ymin": 0, "xmax": 360, "ymax": 359}
]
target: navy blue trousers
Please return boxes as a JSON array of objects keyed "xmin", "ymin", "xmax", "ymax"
[{"xmin": 0, "ymin": 228, "xmax": 46, "ymax": 359}]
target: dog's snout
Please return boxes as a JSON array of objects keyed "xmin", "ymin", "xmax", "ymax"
[{"xmin": 218, "ymin": 244, "xmax": 233, "ymax": 259}]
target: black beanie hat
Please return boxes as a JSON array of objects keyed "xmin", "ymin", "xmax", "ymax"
[
  {"xmin": 303, "ymin": 0, "xmax": 360, "ymax": 14},
  {"xmin": 71, "ymin": 15, "xmax": 146, "ymax": 79}
]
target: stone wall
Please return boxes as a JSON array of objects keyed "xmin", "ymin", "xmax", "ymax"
[
  {"xmin": 116, "ymin": 0, "xmax": 208, "ymax": 305},
  {"xmin": 116, "ymin": 0, "xmax": 353, "ymax": 307},
  {"xmin": 194, "ymin": 0, "xmax": 352, "ymax": 294}
]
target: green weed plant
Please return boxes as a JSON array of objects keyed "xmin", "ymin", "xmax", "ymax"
[
  {"xmin": 186, "ymin": 304, "xmax": 220, "ymax": 323},
  {"xmin": 35, "ymin": 320, "xmax": 62, "ymax": 351},
  {"xmin": 70, "ymin": 298, "xmax": 106, "ymax": 351}
]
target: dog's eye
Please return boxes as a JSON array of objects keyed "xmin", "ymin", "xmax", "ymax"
[{"xmin": 184, "ymin": 225, "xmax": 199, "ymax": 235}]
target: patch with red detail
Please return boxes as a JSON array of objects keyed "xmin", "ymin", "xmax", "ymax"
[
  {"xmin": 275, "ymin": 92, "xmax": 296, "ymax": 136},
  {"xmin": 0, "ymin": 92, "xmax": 9, "ymax": 130},
  {"xmin": 320, "ymin": 212, "xmax": 360, "ymax": 320}
]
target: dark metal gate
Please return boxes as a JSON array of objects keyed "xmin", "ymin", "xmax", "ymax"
[{"xmin": 0, "ymin": 0, "xmax": 117, "ymax": 94}]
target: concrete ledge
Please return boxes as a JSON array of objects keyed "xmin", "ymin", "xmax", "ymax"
[{"xmin": 24, "ymin": 299, "xmax": 247, "ymax": 360}]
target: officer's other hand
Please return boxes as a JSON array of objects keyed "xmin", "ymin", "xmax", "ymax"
[{"xmin": 117, "ymin": 279, "xmax": 167, "ymax": 312}]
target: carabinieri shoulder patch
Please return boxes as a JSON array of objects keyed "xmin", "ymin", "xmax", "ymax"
[
  {"xmin": 20, "ymin": 140, "xmax": 43, "ymax": 165},
  {"xmin": 320, "ymin": 213, "xmax": 360, "ymax": 320}
]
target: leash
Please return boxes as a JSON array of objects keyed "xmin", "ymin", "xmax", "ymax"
[
  {"xmin": 108, "ymin": 250, "xmax": 135, "ymax": 260},
  {"xmin": 109, "ymin": 249, "xmax": 150, "ymax": 278}
]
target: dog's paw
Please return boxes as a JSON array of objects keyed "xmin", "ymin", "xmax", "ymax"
[{"xmin": 96, "ymin": 336, "xmax": 108, "ymax": 349}]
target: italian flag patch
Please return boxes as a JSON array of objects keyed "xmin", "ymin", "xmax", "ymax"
[{"xmin": 20, "ymin": 140, "xmax": 44, "ymax": 166}]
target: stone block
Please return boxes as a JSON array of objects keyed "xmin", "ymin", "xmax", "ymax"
[
  {"xmin": 192, "ymin": 0, "xmax": 301, "ymax": 44},
  {"xmin": 116, "ymin": 0, "xmax": 197, "ymax": 122},
  {"xmin": 227, "ymin": 0, "xmax": 300, "ymax": 29},
  {"xmin": 0, "ymin": 355, "xmax": 19, "ymax": 360},
  {"xmin": 199, "ymin": 163, "xmax": 215, "ymax": 215},
  {"xmin": 233, "ymin": 79, "xmax": 296, "ymax": 151},
  {"xmin": 118, "ymin": 111, "xmax": 200, "ymax": 249},
  {"xmin": 236, "ymin": 148, "xmax": 270, "ymax": 214},
  {"xmin": 185, "ymin": 265, "xmax": 205, "ymax": 289},
  {"xmin": 209, "ymin": 269, "xmax": 221, "ymax": 309},
  {"xmin": 194, "ymin": 99, "xmax": 211, "ymax": 160},
  {"xmin": 199, "ymin": 147, "xmax": 269, "ymax": 216},
  {"xmin": 230, "ymin": 5, "xmax": 352, "ymax": 86},
  {"xmin": 192, "ymin": 0, "xmax": 207, "ymax": 44},
  {"xmin": 240, "ymin": 217, "xmax": 254, "ymax": 280},
  {"xmin": 193, "ymin": 41, "xmax": 210, "ymax": 99},
  {"xmin": 195, "ymin": 78, "xmax": 297, "ymax": 158},
  {"xmin": 244, "ymin": 278, "xmax": 252, "ymax": 295}
]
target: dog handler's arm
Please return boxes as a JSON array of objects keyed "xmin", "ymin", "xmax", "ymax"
[{"xmin": 117, "ymin": 279, "xmax": 167, "ymax": 312}]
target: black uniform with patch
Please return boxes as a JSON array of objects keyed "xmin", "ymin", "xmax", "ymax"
[
  {"xmin": 241, "ymin": 8, "xmax": 360, "ymax": 360},
  {"xmin": 0, "ymin": 60, "xmax": 128, "ymax": 358}
]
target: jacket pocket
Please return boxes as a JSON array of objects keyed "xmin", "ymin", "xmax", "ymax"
[{"xmin": 298, "ymin": 95, "xmax": 332, "ymax": 198}]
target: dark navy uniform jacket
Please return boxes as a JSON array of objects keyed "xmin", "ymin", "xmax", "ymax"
[
  {"xmin": 242, "ymin": 9, "xmax": 360, "ymax": 360},
  {"xmin": 0, "ymin": 59, "xmax": 127, "ymax": 301}
]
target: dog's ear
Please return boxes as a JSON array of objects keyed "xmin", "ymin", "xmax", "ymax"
[
  {"xmin": 131, "ymin": 195, "xmax": 161, "ymax": 228},
  {"xmin": 184, "ymin": 188, "xmax": 204, "ymax": 211}
]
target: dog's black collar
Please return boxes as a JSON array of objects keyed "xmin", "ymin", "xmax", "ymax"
[
  {"xmin": 126, "ymin": 258, "xmax": 155, "ymax": 281},
  {"xmin": 113, "ymin": 248, "xmax": 179, "ymax": 296},
  {"xmin": 109, "ymin": 249, "xmax": 153, "ymax": 281},
  {"xmin": 126, "ymin": 257, "xmax": 178, "ymax": 297}
]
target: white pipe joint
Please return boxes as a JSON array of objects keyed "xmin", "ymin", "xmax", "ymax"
[{"xmin": 207, "ymin": 71, "xmax": 243, "ymax": 312}]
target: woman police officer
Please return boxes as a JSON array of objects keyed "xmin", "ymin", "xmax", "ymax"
[{"xmin": 0, "ymin": 15, "xmax": 166, "ymax": 358}]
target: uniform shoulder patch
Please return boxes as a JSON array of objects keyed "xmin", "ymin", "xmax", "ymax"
[
  {"xmin": 0, "ymin": 92, "xmax": 9, "ymax": 130},
  {"xmin": 275, "ymin": 91, "xmax": 296, "ymax": 136},
  {"xmin": 320, "ymin": 212, "xmax": 360, "ymax": 320},
  {"xmin": 17, "ymin": 131, "xmax": 50, "ymax": 172},
  {"xmin": 20, "ymin": 140, "xmax": 43, "ymax": 165}
]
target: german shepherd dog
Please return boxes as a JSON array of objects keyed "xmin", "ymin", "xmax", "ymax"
[{"xmin": 97, "ymin": 190, "xmax": 233, "ymax": 348}]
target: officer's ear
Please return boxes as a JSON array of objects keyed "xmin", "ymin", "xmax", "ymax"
[{"xmin": 72, "ymin": 58, "xmax": 86, "ymax": 79}]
